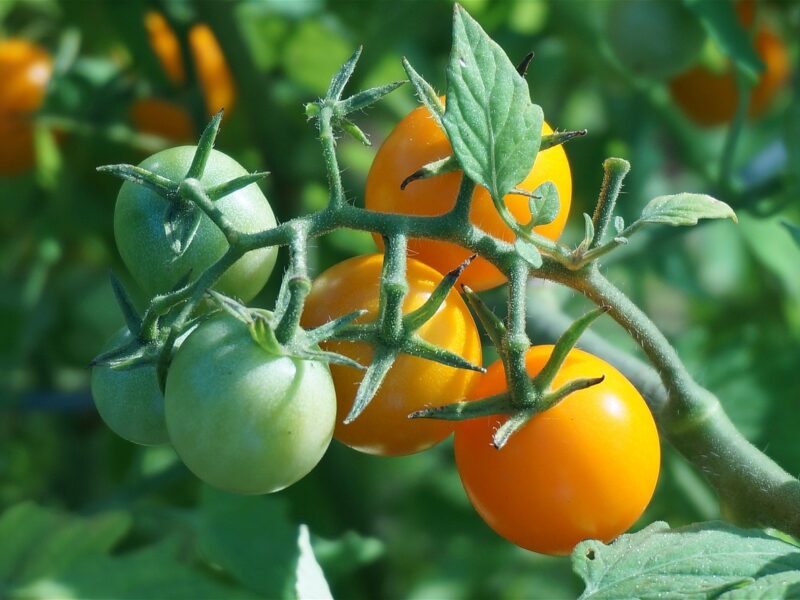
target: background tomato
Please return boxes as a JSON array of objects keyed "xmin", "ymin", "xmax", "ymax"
[
  {"xmin": 669, "ymin": 0, "xmax": 790, "ymax": 127},
  {"xmin": 0, "ymin": 39, "xmax": 52, "ymax": 175},
  {"xmin": 605, "ymin": 0, "xmax": 706, "ymax": 80},
  {"xmin": 113, "ymin": 146, "xmax": 278, "ymax": 301},
  {"xmin": 301, "ymin": 254, "xmax": 482, "ymax": 456},
  {"xmin": 90, "ymin": 328, "xmax": 169, "ymax": 446},
  {"xmin": 129, "ymin": 97, "xmax": 195, "ymax": 141},
  {"xmin": 164, "ymin": 312, "xmax": 336, "ymax": 494},
  {"xmin": 455, "ymin": 346, "xmax": 660, "ymax": 555},
  {"xmin": 365, "ymin": 102, "xmax": 572, "ymax": 291},
  {"xmin": 145, "ymin": 11, "xmax": 236, "ymax": 116}
]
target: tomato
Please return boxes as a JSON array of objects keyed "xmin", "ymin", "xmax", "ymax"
[
  {"xmin": 365, "ymin": 101, "xmax": 572, "ymax": 291},
  {"xmin": 454, "ymin": 346, "xmax": 660, "ymax": 555},
  {"xmin": 669, "ymin": 2, "xmax": 790, "ymax": 127},
  {"xmin": 164, "ymin": 312, "xmax": 336, "ymax": 494},
  {"xmin": 130, "ymin": 98, "xmax": 195, "ymax": 141},
  {"xmin": 144, "ymin": 11, "xmax": 235, "ymax": 116},
  {"xmin": 144, "ymin": 11, "xmax": 184, "ymax": 85},
  {"xmin": 606, "ymin": 0, "xmax": 706, "ymax": 79},
  {"xmin": 90, "ymin": 328, "xmax": 169, "ymax": 446},
  {"xmin": 301, "ymin": 254, "xmax": 482, "ymax": 456},
  {"xmin": 0, "ymin": 39, "xmax": 52, "ymax": 175},
  {"xmin": 189, "ymin": 24, "xmax": 235, "ymax": 116},
  {"xmin": 113, "ymin": 146, "xmax": 278, "ymax": 301}
]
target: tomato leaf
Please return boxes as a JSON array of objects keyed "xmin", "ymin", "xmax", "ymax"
[
  {"xmin": 197, "ymin": 488, "xmax": 344, "ymax": 599},
  {"xmin": 574, "ymin": 521, "xmax": 800, "ymax": 599},
  {"xmin": 295, "ymin": 525, "xmax": 333, "ymax": 600},
  {"xmin": 525, "ymin": 181, "xmax": 560, "ymax": 228},
  {"xmin": 682, "ymin": 0, "xmax": 763, "ymax": 82},
  {"xmin": 514, "ymin": 238, "xmax": 542, "ymax": 268},
  {"xmin": 443, "ymin": 4, "xmax": 543, "ymax": 204},
  {"xmin": 783, "ymin": 221, "xmax": 800, "ymax": 249},
  {"xmin": 0, "ymin": 502, "xmax": 130, "ymax": 586},
  {"xmin": 639, "ymin": 193, "xmax": 737, "ymax": 227}
]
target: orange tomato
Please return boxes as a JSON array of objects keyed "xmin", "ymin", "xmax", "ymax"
[
  {"xmin": 669, "ymin": 0, "xmax": 789, "ymax": 127},
  {"xmin": 365, "ymin": 101, "xmax": 572, "ymax": 291},
  {"xmin": 455, "ymin": 346, "xmax": 660, "ymax": 555},
  {"xmin": 144, "ymin": 11, "xmax": 235, "ymax": 116},
  {"xmin": 188, "ymin": 24, "xmax": 235, "ymax": 116},
  {"xmin": 130, "ymin": 97, "xmax": 195, "ymax": 141},
  {"xmin": 301, "ymin": 254, "xmax": 482, "ymax": 456},
  {"xmin": 0, "ymin": 39, "xmax": 53, "ymax": 174},
  {"xmin": 144, "ymin": 11, "xmax": 184, "ymax": 85}
]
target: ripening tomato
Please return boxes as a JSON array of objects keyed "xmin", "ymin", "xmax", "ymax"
[
  {"xmin": 301, "ymin": 254, "xmax": 482, "ymax": 456},
  {"xmin": 0, "ymin": 39, "xmax": 53, "ymax": 175},
  {"xmin": 455, "ymin": 346, "xmax": 660, "ymax": 555},
  {"xmin": 365, "ymin": 101, "xmax": 572, "ymax": 291},
  {"xmin": 669, "ymin": 1, "xmax": 790, "ymax": 127},
  {"xmin": 165, "ymin": 312, "xmax": 336, "ymax": 494},
  {"xmin": 130, "ymin": 97, "xmax": 195, "ymax": 141},
  {"xmin": 113, "ymin": 146, "xmax": 278, "ymax": 301},
  {"xmin": 144, "ymin": 11, "xmax": 235, "ymax": 116}
]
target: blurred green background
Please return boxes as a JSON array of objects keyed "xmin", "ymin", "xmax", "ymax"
[{"xmin": 1, "ymin": 0, "xmax": 799, "ymax": 598}]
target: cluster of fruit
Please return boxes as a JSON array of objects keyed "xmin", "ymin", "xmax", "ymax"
[{"xmin": 92, "ymin": 96, "xmax": 660, "ymax": 555}]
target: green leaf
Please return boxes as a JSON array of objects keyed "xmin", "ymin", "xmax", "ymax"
[
  {"xmin": 574, "ymin": 521, "xmax": 800, "ymax": 599},
  {"xmin": 443, "ymin": 4, "xmax": 543, "ymax": 204},
  {"xmin": 782, "ymin": 221, "xmax": 800, "ymax": 249},
  {"xmin": 683, "ymin": 0, "xmax": 763, "ymax": 82},
  {"xmin": 295, "ymin": 525, "xmax": 333, "ymax": 600},
  {"xmin": 197, "ymin": 487, "xmax": 299, "ymax": 599},
  {"xmin": 640, "ymin": 193, "xmax": 737, "ymax": 227},
  {"xmin": 525, "ymin": 181, "xmax": 559, "ymax": 228},
  {"xmin": 15, "ymin": 539, "xmax": 256, "ymax": 600},
  {"xmin": 311, "ymin": 531, "xmax": 384, "ymax": 580},
  {"xmin": 514, "ymin": 238, "xmax": 542, "ymax": 268},
  {"xmin": 719, "ymin": 571, "xmax": 800, "ymax": 599},
  {"xmin": 0, "ymin": 502, "xmax": 131, "ymax": 586}
]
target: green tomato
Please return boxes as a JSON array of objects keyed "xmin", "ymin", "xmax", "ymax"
[
  {"xmin": 164, "ymin": 313, "xmax": 337, "ymax": 494},
  {"xmin": 90, "ymin": 328, "xmax": 169, "ymax": 446},
  {"xmin": 606, "ymin": 0, "xmax": 706, "ymax": 80},
  {"xmin": 114, "ymin": 146, "xmax": 278, "ymax": 302}
]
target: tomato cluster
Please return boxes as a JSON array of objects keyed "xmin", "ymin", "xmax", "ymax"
[
  {"xmin": 131, "ymin": 11, "xmax": 236, "ymax": 141},
  {"xmin": 92, "ymin": 98, "xmax": 660, "ymax": 555}
]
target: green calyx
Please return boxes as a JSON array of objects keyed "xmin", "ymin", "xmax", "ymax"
[
  {"xmin": 98, "ymin": 111, "xmax": 269, "ymax": 256},
  {"xmin": 208, "ymin": 289, "xmax": 364, "ymax": 371},
  {"xmin": 410, "ymin": 306, "xmax": 609, "ymax": 449},
  {"xmin": 330, "ymin": 251, "xmax": 485, "ymax": 425}
]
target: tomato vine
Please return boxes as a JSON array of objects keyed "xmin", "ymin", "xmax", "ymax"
[{"xmin": 94, "ymin": 3, "xmax": 800, "ymax": 548}]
